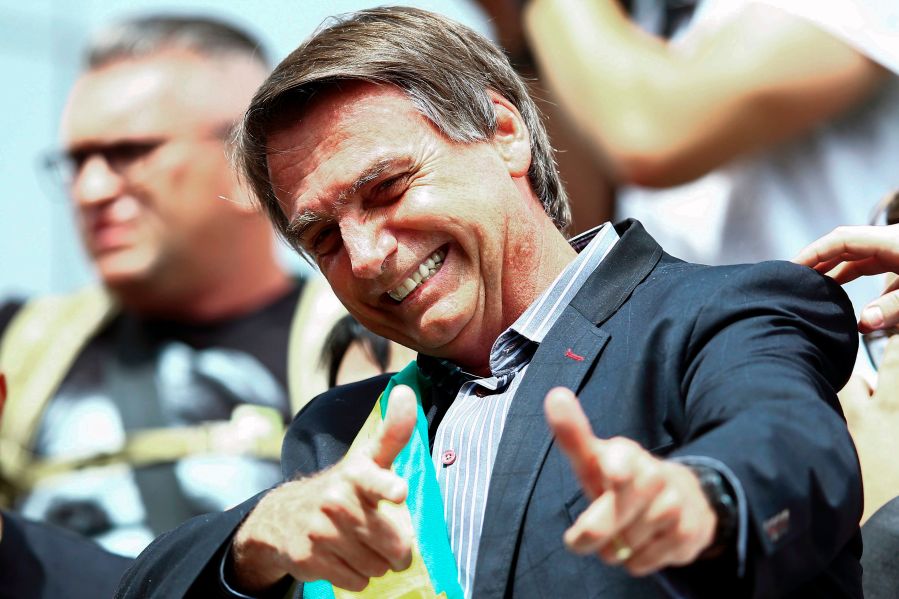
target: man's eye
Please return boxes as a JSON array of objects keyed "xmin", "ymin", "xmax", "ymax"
[
  {"xmin": 68, "ymin": 150, "xmax": 90, "ymax": 172},
  {"xmin": 375, "ymin": 174, "xmax": 409, "ymax": 198},
  {"xmin": 114, "ymin": 141, "xmax": 159, "ymax": 161},
  {"xmin": 312, "ymin": 227, "xmax": 340, "ymax": 256},
  {"xmin": 106, "ymin": 141, "xmax": 161, "ymax": 169}
]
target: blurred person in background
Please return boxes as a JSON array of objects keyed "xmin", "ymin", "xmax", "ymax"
[
  {"xmin": 0, "ymin": 14, "xmax": 344, "ymax": 558},
  {"xmin": 321, "ymin": 315, "xmax": 418, "ymax": 388},
  {"xmin": 486, "ymin": 0, "xmax": 899, "ymax": 317},
  {"xmin": 794, "ymin": 197, "xmax": 899, "ymax": 598},
  {"xmin": 0, "ymin": 372, "xmax": 132, "ymax": 599}
]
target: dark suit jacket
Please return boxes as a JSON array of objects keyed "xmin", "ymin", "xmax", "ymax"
[
  {"xmin": 861, "ymin": 496, "xmax": 899, "ymax": 598},
  {"xmin": 116, "ymin": 220, "xmax": 862, "ymax": 599},
  {"xmin": 0, "ymin": 510, "xmax": 131, "ymax": 599}
]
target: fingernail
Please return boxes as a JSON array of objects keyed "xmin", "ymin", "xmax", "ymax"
[
  {"xmin": 563, "ymin": 533, "xmax": 590, "ymax": 555},
  {"xmin": 862, "ymin": 306, "xmax": 885, "ymax": 329},
  {"xmin": 390, "ymin": 480, "xmax": 407, "ymax": 500},
  {"xmin": 396, "ymin": 550, "xmax": 413, "ymax": 572}
]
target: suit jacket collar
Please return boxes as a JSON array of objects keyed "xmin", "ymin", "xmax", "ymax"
[
  {"xmin": 472, "ymin": 219, "xmax": 663, "ymax": 598},
  {"xmin": 569, "ymin": 219, "xmax": 664, "ymax": 326}
]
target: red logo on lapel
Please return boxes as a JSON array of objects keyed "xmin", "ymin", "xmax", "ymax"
[
  {"xmin": 763, "ymin": 509, "xmax": 790, "ymax": 543},
  {"xmin": 564, "ymin": 349, "xmax": 585, "ymax": 361}
]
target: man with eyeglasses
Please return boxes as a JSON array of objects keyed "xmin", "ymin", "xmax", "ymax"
[
  {"xmin": 0, "ymin": 371, "xmax": 133, "ymax": 599},
  {"xmin": 0, "ymin": 15, "xmax": 344, "ymax": 561}
]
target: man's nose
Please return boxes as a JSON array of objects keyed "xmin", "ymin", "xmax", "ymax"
[
  {"xmin": 342, "ymin": 219, "xmax": 397, "ymax": 279},
  {"xmin": 71, "ymin": 154, "xmax": 125, "ymax": 206}
]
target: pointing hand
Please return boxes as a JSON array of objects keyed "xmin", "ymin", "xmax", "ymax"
[
  {"xmin": 231, "ymin": 385, "xmax": 418, "ymax": 593},
  {"xmin": 545, "ymin": 387, "xmax": 716, "ymax": 576}
]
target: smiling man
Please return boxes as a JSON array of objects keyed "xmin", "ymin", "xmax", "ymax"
[
  {"xmin": 119, "ymin": 7, "xmax": 862, "ymax": 598},
  {"xmin": 268, "ymin": 82, "xmax": 575, "ymax": 370}
]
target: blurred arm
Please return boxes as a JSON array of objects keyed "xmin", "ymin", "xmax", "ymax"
[
  {"xmin": 524, "ymin": 0, "xmax": 887, "ymax": 186},
  {"xmin": 839, "ymin": 339, "xmax": 899, "ymax": 524}
]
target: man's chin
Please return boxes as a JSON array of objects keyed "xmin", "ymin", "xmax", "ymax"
[
  {"xmin": 94, "ymin": 252, "xmax": 157, "ymax": 291},
  {"xmin": 402, "ymin": 323, "xmax": 485, "ymax": 367}
]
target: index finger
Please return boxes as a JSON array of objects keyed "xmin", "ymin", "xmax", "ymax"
[
  {"xmin": 793, "ymin": 225, "xmax": 899, "ymax": 269},
  {"xmin": 370, "ymin": 385, "xmax": 418, "ymax": 469},
  {"xmin": 544, "ymin": 386, "xmax": 605, "ymax": 498}
]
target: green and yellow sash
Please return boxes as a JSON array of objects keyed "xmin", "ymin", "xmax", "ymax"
[{"xmin": 304, "ymin": 362, "xmax": 463, "ymax": 599}]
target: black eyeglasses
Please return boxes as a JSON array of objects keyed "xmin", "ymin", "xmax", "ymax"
[
  {"xmin": 39, "ymin": 122, "xmax": 236, "ymax": 191},
  {"xmin": 41, "ymin": 139, "xmax": 168, "ymax": 189},
  {"xmin": 862, "ymin": 189, "xmax": 899, "ymax": 370},
  {"xmin": 867, "ymin": 189, "xmax": 899, "ymax": 227},
  {"xmin": 864, "ymin": 327, "xmax": 899, "ymax": 371}
]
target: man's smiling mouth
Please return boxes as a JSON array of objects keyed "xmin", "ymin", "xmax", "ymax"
[{"xmin": 388, "ymin": 248, "xmax": 446, "ymax": 302}]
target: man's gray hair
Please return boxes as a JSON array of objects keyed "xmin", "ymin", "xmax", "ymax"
[
  {"xmin": 235, "ymin": 6, "xmax": 571, "ymax": 251},
  {"xmin": 87, "ymin": 15, "xmax": 269, "ymax": 69}
]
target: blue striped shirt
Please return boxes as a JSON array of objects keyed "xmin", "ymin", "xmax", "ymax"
[{"xmin": 430, "ymin": 223, "xmax": 619, "ymax": 596}]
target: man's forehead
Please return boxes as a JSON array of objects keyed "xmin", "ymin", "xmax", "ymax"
[
  {"xmin": 266, "ymin": 83, "xmax": 432, "ymax": 211},
  {"xmin": 63, "ymin": 50, "xmax": 262, "ymax": 143},
  {"xmin": 268, "ymin": 82, "xmax": 421, "ymax": 145}
]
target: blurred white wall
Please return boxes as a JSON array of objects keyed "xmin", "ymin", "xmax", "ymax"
[{"xmin": 0, "ymin": 0, "xmax": 493, "ymax": 300}]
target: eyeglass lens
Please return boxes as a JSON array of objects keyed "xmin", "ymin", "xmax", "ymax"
[
  {"xmin": 45, "ymin": 140, "xmax": 164, "ymax": 186},
  {"xmin": 863, "ymin": 327, "xmax": 899, "ymax": 371}
]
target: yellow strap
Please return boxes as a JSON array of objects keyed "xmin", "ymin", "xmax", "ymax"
[
  {"xmin": 20, "ymin": 404, "xmax": 285, "ymax": 490},
  {"xmin": 287, "ymin": 274, "xmax": 348, "ymax": 414},
  {"xmin": 0, "ymin": 287, "xmax": 116, "ymax": 503},
  {"xmin": 0, "ymin": 279, "xmax": 342, "ymax": 503}
]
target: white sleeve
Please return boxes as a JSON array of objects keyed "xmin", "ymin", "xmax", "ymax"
[
  {"xmin": 685, "ymin": 0, "xmax": 899, "ymax": 74},
  {"xmin": 754, "ymin": 0, "xmax": 899, "ymax": 74}
]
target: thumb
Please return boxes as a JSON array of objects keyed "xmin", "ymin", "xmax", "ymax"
[
  {"xmin": 544, "ymin": 386, "xmax": 605, "ymax": 498},
  {"xmin": 370, "ymin": 384, "xmax": 418, "ymax": 469},
  {"xmin": 860, "ymin": 289, "xmax": 899, "ymax": 333}
]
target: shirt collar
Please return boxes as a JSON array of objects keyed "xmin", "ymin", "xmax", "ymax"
[
  {"xmin": 420, "ymin": 222, "xmax": 618, "ymax": 386},
  {"xmin": 503, "ymin": 222, "xmax": 618, "ymax": 344}
]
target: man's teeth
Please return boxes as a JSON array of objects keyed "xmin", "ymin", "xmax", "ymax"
[{"xmin": 388, "ymin": 249, "xmax": 445, "ymax": 302}]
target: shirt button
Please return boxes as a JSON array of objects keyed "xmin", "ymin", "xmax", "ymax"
[{"xmin": 441, "ymin": 449, "xmax": 457, "ymax": 466}]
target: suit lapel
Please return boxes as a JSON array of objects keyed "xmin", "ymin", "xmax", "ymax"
[
  {"xmin": 570, "ymin": 219, "xmax": 664, "ymax": 327},
  {"xmin": 473, "ymin": 308, "xmax": 608, "ymax": 598},
  {"xmin": 471, "ymin": 220, "xmax": 663, "ymax": 598}
]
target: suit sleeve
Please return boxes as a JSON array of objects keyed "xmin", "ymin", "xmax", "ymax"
[
  {"xmin": 861, "ymin": 496, "xmax": 899, "ymax": 599},
  {"xmin": 668, "ymin": 261, "xmax": 862, "ymax": 596},
  {"xmin": 115, "ymin": 493, "xmax": 264, "ymax": 599}
]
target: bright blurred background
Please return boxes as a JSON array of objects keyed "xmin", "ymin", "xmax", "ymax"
[{"xmin": 0, "ymin": 0, "xmax": 493, "ymax": 300}]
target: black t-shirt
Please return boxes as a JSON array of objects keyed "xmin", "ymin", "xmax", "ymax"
[
  {"xmin": 0, "ymin": 282, "xmax": 302, "ymax": 556},
  {"xmin": 0, "ymin": 301, "xmax": 21, "ymax": 336}
]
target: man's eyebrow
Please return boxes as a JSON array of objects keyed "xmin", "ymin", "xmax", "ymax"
[
  {"xmin": 285, "ymin": 156, "xmax": 410, "ymax": 243},
  {"xmin": 286, "ymin": 209, "xmax": 326, "ymax": 246},
  {"xmin": 344, "ymin": 157, "xmax": 403, "ymax": 198},
  {"xmin": 65, "ymin": 137, "xmax": 162, "ymax": 153}
]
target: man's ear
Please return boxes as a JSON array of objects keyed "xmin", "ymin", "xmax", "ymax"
[{"xmin": 489, "ymin": 90, "xmax": 532, "ymax": 178}]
